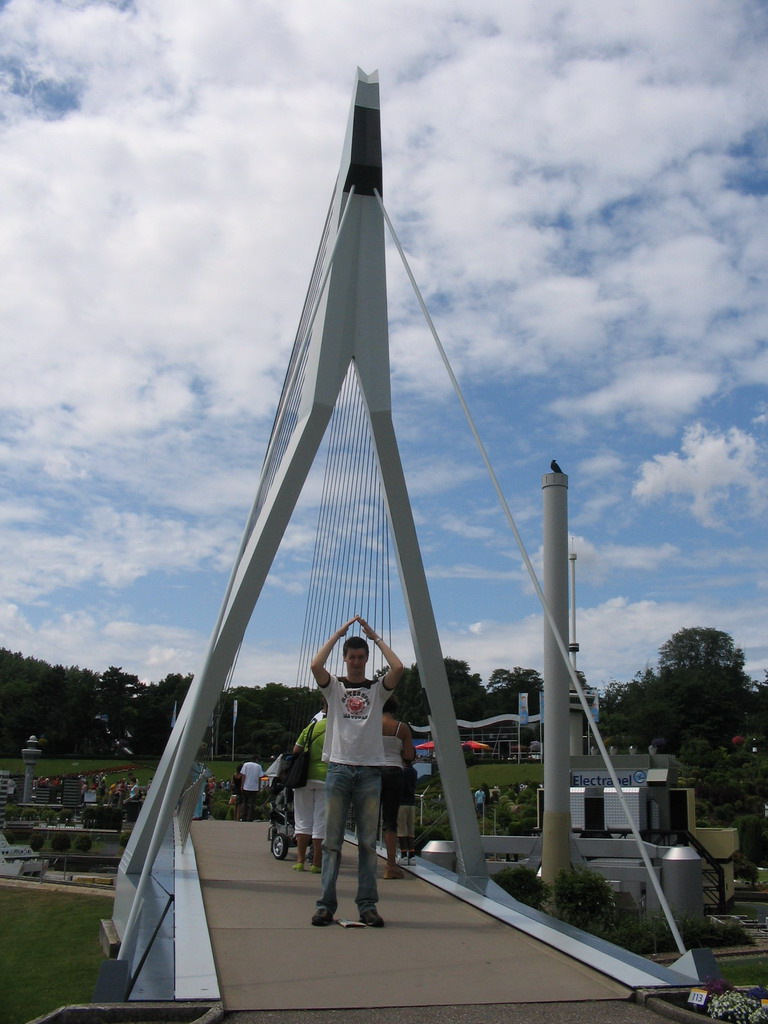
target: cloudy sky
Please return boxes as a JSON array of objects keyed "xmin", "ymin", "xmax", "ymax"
[{"xmin": 1, "ymin": 0, "xmax": 767, "ymax": 696}]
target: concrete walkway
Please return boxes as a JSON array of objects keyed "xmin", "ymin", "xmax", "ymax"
[
  {"xmin": 191, "ymin": 821, "xmax": 649, "ymax": 1015},
  {"xmin": 219, "ymin": 1001, "xmax": 678, "ymax": 1024}
]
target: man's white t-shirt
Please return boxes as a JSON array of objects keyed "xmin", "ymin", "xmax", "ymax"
[
  {"xmin": 321, "ymin": 674, "xmax": 389, "ymax": 766},
  {"xmin": 240, "ymin": 760, "xmax": 263, "ymax": 790}
]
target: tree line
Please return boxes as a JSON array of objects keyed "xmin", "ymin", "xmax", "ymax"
[{"xmin": 1, "ymin": 627, "xmax": 765, "ymax": 764}]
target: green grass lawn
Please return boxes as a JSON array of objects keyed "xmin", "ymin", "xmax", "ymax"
[
  {"xmin": 0, "ymin": 757, "xmax": 160, "ymax": 787},
  {"xmin": 0, "ymin": 887, "xmax": 111, "ymax": 1024},
  {"xmin": 720, "ymin": 956, "xmax": 768, "ymax": 987},
  {"xmin": 465, "ymin": 762, "xmax": 543, "ymax": 789},
  {"xmin": 0, "ymin": 757, "xmax": 242, "ymax": 788}
]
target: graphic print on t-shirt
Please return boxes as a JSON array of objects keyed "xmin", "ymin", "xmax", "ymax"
[{"xmin": 342, "ymin": 687, "xmax": 371, "ymax": 720}]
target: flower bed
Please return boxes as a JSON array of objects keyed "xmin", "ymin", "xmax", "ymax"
[{"xmin": 643, "ymin": 983, "xmax": 768, "ymax": 1024}]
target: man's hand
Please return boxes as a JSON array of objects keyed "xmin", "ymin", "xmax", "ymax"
[{"xmin": 355, "ymin": 615, "xmax": 378, "ymax": 641}]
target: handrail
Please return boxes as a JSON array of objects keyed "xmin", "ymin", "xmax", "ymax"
[
  {"xmin": 641, "ymin": 829, "xmax": 727, "ymax": 912},
  {"xmin": 177, "ymin": 775, "xmax": 207, "ymax": 851},
  {"xmin": 685, "ymin": 831, "xmax": 727, "ymax": 912}
]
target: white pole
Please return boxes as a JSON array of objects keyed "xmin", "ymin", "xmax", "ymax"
[
  {"xmin": 569, "ymin": 549, "xmax": 578, "ymax": 670},
  {"xmin": 541, "ymin": 470, "xmax": 572, "ymax": 884},
  {"xmin": 232, "ymin": 699, "xmax": 238, "ymax": 760}
]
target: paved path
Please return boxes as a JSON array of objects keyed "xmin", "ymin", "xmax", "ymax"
[
  {"xmin": 220, "ymin": 1000, "xmax": 677, "ymax": 1024},
  {"xmin": 191, "ymin": 820, "xmax": 647, "ymax": 1015}
]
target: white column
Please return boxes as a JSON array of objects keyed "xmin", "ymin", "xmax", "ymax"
[{"xmin": 540, "ymin": 471, "xmax": 572, "ymax": 883}]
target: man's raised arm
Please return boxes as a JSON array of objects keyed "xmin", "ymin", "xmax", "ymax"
[
  {"xmin": 310, "ymin": 617, "xmax": 358, "ymax": 687},
  {"xmin": 356, "ymin": 616, "xmax": 404, "ymax": 691}
]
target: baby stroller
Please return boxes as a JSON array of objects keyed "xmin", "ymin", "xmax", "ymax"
[{"xmin": 266, "ymin": 752, "xmax": 304, "ymax": 861}]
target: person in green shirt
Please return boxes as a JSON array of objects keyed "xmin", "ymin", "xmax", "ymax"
[{"xmin": 292, "ymin": 712, "xmax": 328, "ymax": 872}]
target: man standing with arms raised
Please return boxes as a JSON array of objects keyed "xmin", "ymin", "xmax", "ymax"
[{"xmin": 310, "ymin": 615, "xmax": 403, "ymax": 928}]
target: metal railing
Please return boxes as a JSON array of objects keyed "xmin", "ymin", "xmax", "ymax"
[{"xmin": 177, "ymin": 774, "xmax": 207, "ymax": 851}]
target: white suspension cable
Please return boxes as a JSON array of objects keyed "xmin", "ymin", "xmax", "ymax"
[{"xmin": 376, "ymin": 189, "xmax": 686, "ymax": 954}]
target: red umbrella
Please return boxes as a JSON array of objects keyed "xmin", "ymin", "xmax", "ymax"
[
  {"xmin": 462, "ymin": 740, "xmax": 491, "ymax": 751},
  {"xmin": 414, "ymin": 741, "xmax": 435, "ymax": 750}
]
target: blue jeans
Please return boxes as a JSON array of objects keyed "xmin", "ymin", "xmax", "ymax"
[{"xmin": 317, "ymin": 763, "xmax": 382, "ymax": 915}]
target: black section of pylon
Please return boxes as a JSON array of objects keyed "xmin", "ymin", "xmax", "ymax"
[{"xmin": 343, "ymin": 104, "xmax": 383, "ymax": 196}]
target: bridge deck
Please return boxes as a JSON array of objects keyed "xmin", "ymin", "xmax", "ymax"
[{"xmin": 191, "ymin": 820, "xmax": 635, "ymax": 1013}]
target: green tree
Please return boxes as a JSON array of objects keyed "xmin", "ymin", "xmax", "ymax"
[
  {"xmin": 227, "ymin": 682, "xmax": 320, "ymax": 760},
  {"xmin": 486, "ymin": 667, "xmax": 543, "ymax": 717},
  {"xmin": 392, "ymin": 660, "xmax": 485, "ymax": 728},
  {"xmin": 599, "ymin": 628, "xmax": 756, "ymax": 754},
  {"xmin": 94, "ymin": 666, "xmax": 141, "ymax": 753},
  {"xmin": 443, "ymin": 658, "xmax": 485, "ymax": 720},
  {"xmin": 132, "ymin": 672, "xmax": 193, "ymax": 754},
  {"xmin": 391, "ymin": 664, "xmax": 430, "ymax": 728},
  {"xmin": 658, "ymin": 627, "xmax": 754, "ymax": 752},
  {"xmin": 0, "ymin": 649, "xmax": 56, "ymax": 753},
  {"xmin": 735, "ymin": 815, "xmax": 767, "ymax": 865},
  {"xmin": 53, "ymin": 665, "xmax": 103, "ymax": 755}
]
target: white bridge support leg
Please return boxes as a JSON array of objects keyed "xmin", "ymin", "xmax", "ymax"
[{"xmin": 115, "ymin": 67, "xmax": 486, "ymax": 971}]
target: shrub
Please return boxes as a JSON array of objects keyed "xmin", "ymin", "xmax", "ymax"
[
  {"xmin": 679, "ymin": 913, "xmax": 752, "ymax": 950},
  {"xmin": 209, "ymin": 792, "xmax": 231, "ymax": 821},
  {"xmin": 28, "ymin": 833, "xmax": 45, "ymax": 851},
  {"xmin": 606, "ymin": 913, "xmax": 679, "ymax": 955},
  {"xmin": 82, "ymin": 806, "xmax": 124, "ymax": 831},
  {"xmin": 3, "ymin": 831, "xmax": 15, "ymax": 844},
  {"xmin": 50, "ymin": 832, "xmax": 71, "ymax": 853},
  {"xmin": 552, "ymin": 866, "xmax": 616, "ymax": 931},
  {"xmin": 733, "ymin": 852, "xmax": 759, "ymax": 887},
  {"xmin": 493, "ymin": 866, "xmax": 552, "ymax": 910},
  {"xmin": 73, "ymin": 834, "xmax": 92, "ymax": 853},
  {"xmin": 568, "ymin": 908, "xmax": 752, "ymax": 956}
]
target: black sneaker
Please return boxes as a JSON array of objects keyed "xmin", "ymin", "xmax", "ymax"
[
  {"xmin": 311, "ymin": 908, "xmax": 334, "ymax": 926},
  {"xmin": 359, "ymin": 908, "xmax": 384, "ymax": 927}
]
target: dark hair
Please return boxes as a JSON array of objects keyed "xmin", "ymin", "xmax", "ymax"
[
  {"xmin": 383, "ymin": 695, "xmax": 398, "ymax": 714},
  {"xmin": 343, "ymin": 635, "xmax": 369, "ymax": 657}
]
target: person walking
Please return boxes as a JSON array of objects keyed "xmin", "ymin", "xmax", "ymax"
[
  {"xmin": 230, "ymin": 763, "xmax": 244, "ymax": 821},
  {"xmin": 474, "ymin": 785, "xmax": 486, "ymax": 817},
  {"xmin": 380, "ymin": 695, "xmax": 415, "ymax": 879},
  {"xmin": 240, "ymin": 756, "xmax": 263, "ymax": 822},
  {"xmin": 310, "ymin": 615, "xmax": 403, "ymax": 928},
  {"xmin": 291, "ymin": 711, "xmax": 327, "ymax": 873},
  {"xmin": 397, "ymin": 762, "xmax": 418, "ymax": 865}
]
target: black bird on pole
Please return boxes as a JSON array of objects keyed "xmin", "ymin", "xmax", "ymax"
[{"xmin": 550, "ymin": 459, "xmax": 563, "ymax": 474}]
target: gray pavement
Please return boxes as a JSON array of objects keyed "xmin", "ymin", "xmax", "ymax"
[
  {"xmin": 220, "ymin": 997, "xmax": 680, "ymax": 1024},
  {"xmin": 190, "ymin": 821, "xmax": 680, "ymax": 1018}
]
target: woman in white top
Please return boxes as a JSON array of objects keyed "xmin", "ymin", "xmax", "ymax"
[{"xmin": 380, "ymin": 695, "xmax": 415, "ymax": 879}]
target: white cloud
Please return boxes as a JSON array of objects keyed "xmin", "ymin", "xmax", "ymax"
[
  {"xmin": 569, "ymin": 537, "xmax": 681, "ymax": 582},
  {"xmin": 633, "ymin": 423, "xmax": 767, "ymax": 527},
  {"xmin": 551, "ymin": 361, "xmax": 720, "ymax": 430},
  {"xmin": 0, "ymin": 0, "xmax": 767, "ymax": 705}
]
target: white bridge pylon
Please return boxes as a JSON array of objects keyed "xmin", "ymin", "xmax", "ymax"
[{"xmin": 118, "ymin": 68, "xmax": 487, "ymax": 950}]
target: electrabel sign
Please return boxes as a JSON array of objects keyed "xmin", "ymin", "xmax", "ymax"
[{"xmin": 571, "ymin": 770, "xmax": 648, "ymax": 788}]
